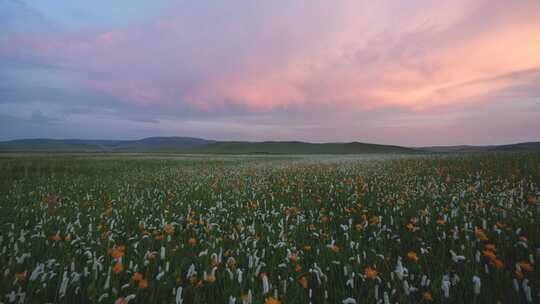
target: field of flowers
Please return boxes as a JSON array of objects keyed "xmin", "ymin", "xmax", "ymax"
[{"xmin": 0, "ymin": 153, "xmax": 538, "ymax": 304}]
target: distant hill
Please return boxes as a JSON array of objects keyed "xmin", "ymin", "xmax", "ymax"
[
  {"xmin": 418, "ymin": 142, "xmax": 540, "ymax": 153},
  {"xmin": 186, "ymin": 141, "xmax": 418, "ymax": 154},
  {"xmin": 0, "ymin": 137, "xmax": 417, "ymax": 154},
  {"xmin": 0, "ymin": 137, "xmax": 212, "ymax": 152},
  {"xmin": 492, "ymin": 142, "xmax": 540, "ymax": 152},
  {"xmin": 1, "ymin": 137, "xmax": 539, "ymax": 154}
]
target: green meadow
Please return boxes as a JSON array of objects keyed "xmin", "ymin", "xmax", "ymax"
[{"xmin": 0, "ymin": 153, "xmax": 538, "ymax": 303}]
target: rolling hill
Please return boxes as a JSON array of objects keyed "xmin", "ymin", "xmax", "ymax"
[
  {"xmin": 1, "ymin": 137, "xmax": 539, "ymax": 154},
  {"xmin": 187, "ymin": 141, "xmax": 417, "ymax": 154},
  {"xmin": 0, "ymin": 137, "xmax": 212, "ymax": 152},
  {"xmin": 418, "ymin": 142, "xmax": 540, "ymax": 153},
  {"xmin": 0, "ymin": 137, "xmax": 417, "ymax": 154}
]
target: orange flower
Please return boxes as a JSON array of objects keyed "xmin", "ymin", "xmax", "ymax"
[
  {"xmin": 483, "ymin": 250, "xmax": 497, "ymax": 261},
  {"xmin": 518, "ymin": 261, "xmax": 534, "ymax": 272},
  {"xmin": 422, "ymin": 291, "xmax": 433, "ymax": 301},
  {"xmin": 205, "ymin": 274, "xmax": 216, "ymax": 284},
  {"xmin": 364, "ymin": 266, "xmax": 377, "ymax": 279},
  {"xmin": 369, "ymin": 216, "xmax": 380, "ymax": 225},
  {"xmin": 303, "ymin": 245, "xmax": 312, "ymax": 251},
  {"xmin": 299, "ymin": 276, "xmax": 309, "ymax": 289},
  {"xmin": 289, "ymin": 253, "xmax": 298, "ymax": 263},
  {"xmin": 15, "ymin": 271, "xmax": 27, "ymax": 282},
  {"xmin": 492, "ymin": 259, "xmax": 504, "ymax": 269},
  {"xmin": 103, "ymin": 230, "xmax": 111, "ymax": 240},
  {"xmin": 295, "ymin": 264, "xmax": 302, "ymax": 272},
  {"xmin": 138, "ymin": 278, "xmax": 148, "ymax": 289},
  {"xmin": 51, "ymin": 233, "xmax": 61, "ymax": 241},
  {"xmin": 436, "ymin": 219, "xmax": 445, "ymax": 225},
  {"xmin": 405, "ymin": 223, "xmax": 415, "ymax": 230},
  {"xmin": 163, "ymin": 224, "xmax": 175, "ymax": 235},
  {"xmin": 495, "ymin": 222, "xmax": 507, "ymax": 229},
  {"xmin": 407, "ymin": 251, "xmax": 418, "ymax": 262},
  {"xmin": 527, "ymin": 195, "xmax": 537, "ymax": 205},
  {"xmin": 475, "ymin": 228, "xmax": 489, "ymax": 242},
  {"xmin": 188, "ymin": 238, "xmax": 197, "ymax": 246},
  {"xmin": 132, "ymin": 272, "xmax": 143, "ymax": 282},
  {"xmin": 484, "ymin": 244, "xmax": 496, "ymax": 252},
  {"xmin": 265, "ymin": 297, "xmax": 281, "ymax": 304},
  {"xmin": 109, "ymin": 247, "xmax": 125, "ymax": 259},
  {"xmin": 112, "ymin": 262, "xmax": 124, "ymax": 274},
  {"xmin": 115, "ymin": 297, "xmax": 127, "ymax": 304}
]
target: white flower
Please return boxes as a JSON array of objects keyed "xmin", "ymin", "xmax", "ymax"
[
  {"xmin": 472, "ymin": 276, "xmax": 481, "ymax": 295},
  {"xmin": 342, "ymin": 297, "xmax": 356, "ymax": 304},
  {"xmin": 262, "ymin": 274, "xmax": 270, "ymax": 294},
  {"xmin": 175, "ymin": 287, "xmax": 183, "ymax": 304}
]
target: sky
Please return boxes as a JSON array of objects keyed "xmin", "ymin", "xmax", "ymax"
[{"xmin": 1, "ymin": 0, "xmax": 539, "ymax": 146}]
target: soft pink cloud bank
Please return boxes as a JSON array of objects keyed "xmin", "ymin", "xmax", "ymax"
[{"xmin": 3, "ymin": 0, "xmax": 540, "ymax": 145}]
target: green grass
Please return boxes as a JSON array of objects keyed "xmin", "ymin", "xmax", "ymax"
[{"xmin": 0, "ymin": 153, "xmax": 538, "ymax": 303}]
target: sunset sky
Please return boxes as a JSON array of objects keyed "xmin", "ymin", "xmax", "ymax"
[{"xmin": 1, "ymin": 0, "xmax": 539, "ymax": 146}]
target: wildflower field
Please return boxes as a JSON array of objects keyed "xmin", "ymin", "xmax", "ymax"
[{"xmin": 0, "ymin": 153, "xmax": 538, "ymax": 304}]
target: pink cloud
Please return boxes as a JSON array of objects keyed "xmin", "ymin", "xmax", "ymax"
[{"xmin": 2, "ymin": 0, "xmax": 539, "ymax": 145}]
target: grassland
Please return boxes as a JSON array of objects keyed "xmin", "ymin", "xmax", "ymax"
[{"xmin": 0, "ymin": 153, "xmax": 538, "ymax": 303}]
